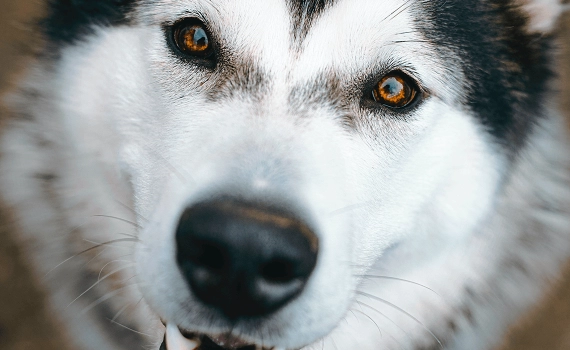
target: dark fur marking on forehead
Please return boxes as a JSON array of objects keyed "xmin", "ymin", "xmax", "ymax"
[
  {"xmin": 416, "ymin": 0, "xmax": 553, "ymax": 155},
  {"xmin": 288, "ymin": 0, "xmax": 337, "ymax": 41},
  {"xmin": 206, "ymin": 60, "xmax": 271, "ymax": 102},
  {"xmin": 43, "ymin": 0, "xmax": 137, "ymax": 46},
  {"xmin": 288, "ymin": 73, "xmax": 359, "ymax": 128},
  {"xmin": 288, "ymin": 72, "xmax": 347, "ymax": 113}
]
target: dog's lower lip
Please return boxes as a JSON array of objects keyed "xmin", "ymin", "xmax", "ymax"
[
  {"xmin": 180, "ymin": 332, "xmax": 253, "ymax": 349},
  {"xmin": 163, "ymin": 323, "xmax": 276, "ymax": 350}
]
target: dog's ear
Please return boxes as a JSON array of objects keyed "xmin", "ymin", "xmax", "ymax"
[
  {"xmin": 514, "ymin": 0, "xmax": 568, "ymax": 32},
  {"xmin": 44, "ymin": 0, "xmax": 136, "ymax": 45}
]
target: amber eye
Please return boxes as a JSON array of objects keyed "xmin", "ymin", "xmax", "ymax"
[
  {"xmin": 372, "ymin": 73, "xmax": 418, "ymax": 108},
  {"xmin": 173, "ymin": 20, "xmax": 213, "ymax": 58}
]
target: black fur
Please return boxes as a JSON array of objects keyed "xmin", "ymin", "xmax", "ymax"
[
  {"xmin": 417, "ymin": 0, "xmax": 553, "ymax": 154},
  {"xmin": 288, "ymin": 0, "xmax": 336, "ymax": 41},
  {"xmin": 43, "ymin": 0, "xmax": 137, "ymax": 45}
]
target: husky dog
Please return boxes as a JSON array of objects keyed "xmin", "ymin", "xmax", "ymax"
[{"xmin": 2, "ymin": 0, "xmax": 570, "ymax": 349}]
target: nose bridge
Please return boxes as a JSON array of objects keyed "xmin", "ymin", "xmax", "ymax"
[
  {"xmin": 187, "ymin": 92, "xmax": 347, "ymax": 223},
  {"xmin": 207, "ymin": 120, "xmax": 305, "ymax": 191}
]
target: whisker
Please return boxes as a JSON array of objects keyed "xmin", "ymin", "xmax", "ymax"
[
  {"xmin": 348, "ymin": 309, "xmax": 362, "ymax": 325},
  {"xmin": 68, "ymin": 263, "xmax": 135, "ymax": 308},
  {"xmin": 83, "ymin": 247, "xmax": 108, "ymax": 268},
  {"xmin": 132, "ymin": 296, "xmax": 144, "ymax": 310},
  {"xmin": 146, "ymin": 147, "xmax": 192, "ymax": 185},
  {"xmin": 121, "ymin": 296, "xmax": 145, "ymax": 321},
  {"xmin": 83, "ymin": 239, "xmax": 135, "ymax": 249},
  {"xmin": 356, "ymin": 274, "xmax": 441, "ymax": 297},
  {"xmin": 330, "ymin": 336, "xmax": 339, "ymax": 350},
  {"xmin": 93, "ymin": 215, "xmax": 142, "ymax": 229},
  {"xmin": 355, "ymin": 300, "xmax": 411, "ymax": 346},
  {"xmin": 111, "ymin": 303, "xmax": 131, "ymax": 323},
  {"xmin": 107, "ymin": 318, "xmax": 154, "ymax": 337},
  {"xmin": 114, "ymin": 199, "xmax": 149, "ymax": 223},
  {"xmin": 329, "ymin": 201, "xmax": 375, "ymax": 217},
  {"xmin": 98, "ymin": 258, "xmax": 133, "ymax": 280},
  {"xmin": 381, "ymin": 0, "xmax": 414, "ymax": 24},
  {"xmin": 385, "ymin": 40, "xmax": 432, "ymax": 46},
  {"xmin": 356, "ymin": 291, "xmax": 443, "ymax": 349},
  {"xmin": 350, "ymin": 308, "xmax": 382, "ymax": 337},
  {"xmin": 45, "ymin": 238, "xmax": 138, "ymax": 277},
  {"xmin": 80, "ymin": 284, "xmax": 137, "ymax": 315},
  {"xmin": 123, "ymin": 274, "xmax": 138, "ymax": 283},
  {"xmin": 348, "ymin": 263, "xmax": 368, "ymax": 268},
  {"xmin": 116, "ymin": 232, "xmax": 138, "ymax": 238},
  {"xmin": 393, "ymin": 31, "xmax": 416, "ymax": 36},
  {"xmin": 389, "ymin": 40, "xmax": 431, "ymax": 44}
]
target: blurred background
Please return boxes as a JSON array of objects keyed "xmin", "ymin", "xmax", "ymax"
[{"xmin": 0, "ymin": 1, "xmax": 569, "ymax": 349}]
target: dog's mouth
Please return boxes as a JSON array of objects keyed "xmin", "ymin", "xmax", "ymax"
[{"xmin": 162, "ymin": 324, "xmax": 280, "ymax": 350}]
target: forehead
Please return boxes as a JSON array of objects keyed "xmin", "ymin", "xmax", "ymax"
[
  {"xmin": 136, "ymin": 0, "xmax": 442, "ymax": 77},
  {"xmin": 134, "ymin": 0, "xmax": 462, "ymax": 116},
  {"xmin": 138, "ymin": 0, "xmax": 417, "ymax": 27}
]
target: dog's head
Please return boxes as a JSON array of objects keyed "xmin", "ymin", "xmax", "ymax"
[{"xmin": 40, "ymin": 0, "xmax": 564, "ymax": 348}]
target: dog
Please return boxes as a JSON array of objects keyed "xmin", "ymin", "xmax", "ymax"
[{"xmin": 1, "ymin": 0, "xmax": 570, "ymax": 349}]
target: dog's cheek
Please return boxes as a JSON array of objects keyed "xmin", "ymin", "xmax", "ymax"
[{"xmin": 345, "ymin": 100, "xmax": 506, "ymax": 268}]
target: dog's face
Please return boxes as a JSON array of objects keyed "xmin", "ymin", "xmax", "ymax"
[{"xmin": 43, "ymin": 0, "xmax": 561, "ymax": 348}]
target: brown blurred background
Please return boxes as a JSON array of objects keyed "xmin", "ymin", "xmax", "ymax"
[{"xmin": 0, "ymin": 1, "xmax": 569, "ymax": 349}]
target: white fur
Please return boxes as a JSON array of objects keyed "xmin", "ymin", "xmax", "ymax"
[{"xmin": 1, "ymin": 0, "xmax": 569, "ymax": 349}]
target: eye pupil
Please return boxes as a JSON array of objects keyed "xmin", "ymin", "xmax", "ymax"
[
  {"xmin": 173, "ymin": 21, "xmax": 213, "ymax": 58},
  {"xmin": 183, "ymin": 26, "xmax": 208, "ymax": 51},
  {"xmin": 381, "ymin": 77, "xmax": 404, "ymax": 98},
  {"xmin": 181, "ymin": 26, "xmax": 209, "ymax": 52},
  {"xmin": 372, "ymin": 73, "xmax": 417, "ymax": 108}
]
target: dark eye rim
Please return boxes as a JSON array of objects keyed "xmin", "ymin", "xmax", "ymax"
[
  {"xmin": 165, "ymin": 17, "xmax": 217, "ymax": 68},
  {"xmin": 362, "ymin": 70, "xmax": 426, "ymax": 113}
]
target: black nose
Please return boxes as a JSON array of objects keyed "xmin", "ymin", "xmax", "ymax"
[{"xmin": 175, "ymin": 199, "xmax": 318, "ymax": 319}]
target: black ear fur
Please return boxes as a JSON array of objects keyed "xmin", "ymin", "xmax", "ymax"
[
  {"xmin": 420, "ymin": 0, "xmax": 554, "ymax": 155},
  {"xmin": 43, "ymin": 0, "xmax": 137, "ymax": 45}
]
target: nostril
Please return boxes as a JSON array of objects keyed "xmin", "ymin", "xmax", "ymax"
[
  {"xmin": 260, "ymin": 258, "xmax": 298, "ymax": 284},
  {"xmin": 191, "ymin": 240, "xmax": 227, "ymax": 271}
]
